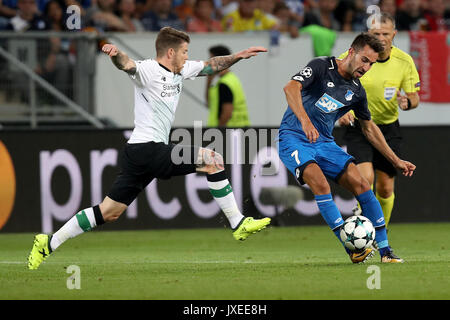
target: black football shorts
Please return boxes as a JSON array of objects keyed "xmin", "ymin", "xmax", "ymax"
[
  {"xmin": 343, "ymin": 120, "xmax": 403, "ymax": 177},
  {"xmin": 107, "ymin": 142, "xmax": 199, "ymax": 206}
]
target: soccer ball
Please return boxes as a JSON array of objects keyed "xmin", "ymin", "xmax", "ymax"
[{"xmin": 340, "ymin": 215, "xmax": 375, "ymax": 252}]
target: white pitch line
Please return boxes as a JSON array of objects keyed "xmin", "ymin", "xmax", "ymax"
[{"xmin": 0, "ymin": 260, "xmax": 304, "ymax": 265}]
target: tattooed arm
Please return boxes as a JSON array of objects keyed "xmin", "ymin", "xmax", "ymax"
[
  {"xmin": 102, "ymin": 44, "xmax": 137, "ymax": 75},
  {"xmin": 198, "ymin": 46, "xmax": 267, "ymax": 77}
]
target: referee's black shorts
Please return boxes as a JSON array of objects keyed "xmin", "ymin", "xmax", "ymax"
[
  {"xmin": 343, "ymin": 120, "xmax": 403, "ymax": 177},
  {"xmin": 107, "ymin": 142, "xmax": 199, "ymax": 206}
]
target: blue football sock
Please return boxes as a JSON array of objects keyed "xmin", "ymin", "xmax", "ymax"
[
  {"xmin": 356, "ymin": 190, "xmax": 389, "ymax": 252},
  {"xmin": 315, "ymin": 194, "xmax": 350, "ymax": 254}
]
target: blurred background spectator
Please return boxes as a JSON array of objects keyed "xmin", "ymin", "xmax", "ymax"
[
  {"xmin": 37, "ymin": 0, "xmax": 73, "ymax": 101},
  {"xmin": 187, "ymin": 0, "xmax": 222, "ymax": 32},
  {"xmin": 303, "ymin": 0, "xmax": 341, "ymax": 30},
  {"xmin": 175, "ymin": 0, "xmax": 195, "ymax": 23},
  {"xmin": 59, "ymin": 0, "xmax": 92, "ymax": 14},
  {"xmin": 85, "ymin": 0, "xmax": 129, "ymax": 31},
  {"xmin": 273, "ymin": 1, "xmax": 300, "ymax": 37},
  {"xmin": 1, "ymin": 0, "xmax": 449, "ymax": 34},
  {"xmin": 221, "ymin": 0, "xmax": 277, "ymax": 32},
  {"xmin": 1, "ymin": 0, "xmax": 47, "ymax": 13},
  {"xmin": 351, "ymin": 0, "xmax": 369, "ymax": 31},
  {"xmin": 134, "ymin": 0, "xmax": 153, "ymax": 19},
  {"xmin": 2, "ymin": 0, "xmax": 46, "ymax": 104},
  {"xmin": 6, "ymin": 0, "xmax": 46, "ymax": 31},
  {"xmin": 396, "ymin": 0, "xmax": 429, "ymax": 30},
  {"xmin": 206, "ymin": 44, "xmax": 251, "ymax": 127},
  {"xmin": 379, "ymin": 0, "xmax": 397, "ymax": 17},
  {"xmin": 117, "ymin": 0, "xmax": 144, "ymax": 31},
  {"xmin": 283, "ymin": 0, "xmax": 305, "ymax": 25},
  {"xmin": 216, "ymin": 0, "xmax": 238, "ymax": 19},
  {"xmin": 141, "ymin": 0, "xmax": 184, "ymax": 31},
  {"xmin": 258, "ymin": 0, "xmax": 277, "ymax": 20},
  {"xmin": 424, "ymin": 0, "xmax": 449, "ymax": 30},
  {"xmin": 334, "ymin": 0, "xmax": 356, "ymax": 31},
  {"xmin": 1, "ymin": 0, "xmax": 17, "ymax": 30}
]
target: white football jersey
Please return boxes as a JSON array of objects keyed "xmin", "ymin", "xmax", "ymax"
[{"xmin": 127, "ymin": 59, "xmax": 204, "ymax": 144}]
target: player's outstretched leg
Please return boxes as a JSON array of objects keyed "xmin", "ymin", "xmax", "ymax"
[
  {"xmin": 301, "ymin": 163, "xmax": 373, "ymax": 264},
  {"xmin": 340, "ymin": 164, "xmax": 403, "ymax": 263},
  {"xmin": 349, "ymin": 248, "xmax": 376, "ymax": 264},
  {"xmin": 27, "ymin": 204, "xmax": 112, "ymax": 270},
  {"xmin": 315, "ymin": 193, "xmax": 374, "ymax": 264},
  {"xmin": 356, "ymin": 190, "xmax": 404, "ymax": 263},
  {"xmin": 380, "ymin": 249, "xmax": 404, "ymax": 263},
  {"xmin": 232, "ymin": 216, "xmax": 271, "ymax": 241},
  {"xmin": 27, "ymin": 234, "xmax": 52, "ymax": 270},
  {"xmin": 351, "ymin": 202, "xmax": 381, "ymax": 252},
  {"xmin": 206, "ymin": 169, "xmax": 270, "ymax": 241},
  {"xmin": 199, "ymin": 148, "xmax": 270, "ymax": 240}
]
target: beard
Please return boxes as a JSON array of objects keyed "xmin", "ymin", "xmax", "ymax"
[
  {"xmin": 353, "ymin": 69, "xmax": 365, "ymax": 79},
  {"xmin": 349, "ymin": 60, "xmax": 365, "ymax": 79}
]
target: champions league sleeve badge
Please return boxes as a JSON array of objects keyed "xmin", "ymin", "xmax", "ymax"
[{"xmin": 300, "ymin": 67, "xmax": 313, "ymax": 78}]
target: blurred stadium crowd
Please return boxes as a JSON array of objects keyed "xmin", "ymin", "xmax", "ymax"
[
  {"xmin": 0, "ymin": 0, "xmax": 448, "ymax": 111},
  {"xmin": 0, "ymin": 0, "xmax": 449, "ymax": 35}
]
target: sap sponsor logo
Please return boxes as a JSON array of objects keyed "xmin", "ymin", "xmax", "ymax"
[{"xmin": 315, "ymin": 93, "xmax": 345, "ymax": 113}]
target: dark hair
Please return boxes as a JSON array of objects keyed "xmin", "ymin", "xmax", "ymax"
[
  {"xmin": 43, "ymin": 0, "xmax": 65, "ymax": 30},
  {"xmin": 209, "ymin": 45, "xmax": 231, "ymax": 57},
  {"xmin": 155, "ymin": 27, "xmax": 190, "ymax": 57},
  {"xmin": 273, "ymin": 2, "xmax": 289, "ymax": 15},
  {"xmin": 351, "ymin": 32, "xmax": 384, "ymax": 53},
  {"xmin": 195, "ymin": 0, "xmax": 214, "ymax": 7}
]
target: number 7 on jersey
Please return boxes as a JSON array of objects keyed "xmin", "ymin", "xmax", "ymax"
[{"xmin": 291, "ymin": 150, "xmax": 300, "ymax": 165}]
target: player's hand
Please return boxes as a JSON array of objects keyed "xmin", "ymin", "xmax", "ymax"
[
  {"xmin": 102, "ymin": 44, "xmax": 119, "ymax": 57},
  {"xmin": 301, "ymin": 120, "xmax": 320, "ymax": 143},
  {"xmin": 397, "ymin": 91, "xmax": 409, "ymax": 110},
  {"xmin": 338, "ymin": 112, "xmax": 355, "ymax": 126},
  {"xmin": 236, "ymin": 46, "xmax": 268, "ymax": 59},
  {"xmin": 395, "ymin": 159, "xmax": 416, "ymax": 177}
]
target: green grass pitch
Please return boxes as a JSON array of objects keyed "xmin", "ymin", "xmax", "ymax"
[{"xmin": 0, "ymin": 223, "xmax": 449, "ymax": 300}]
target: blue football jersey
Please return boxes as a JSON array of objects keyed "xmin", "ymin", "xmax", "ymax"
[{"xmin": 279, "ymin": 56, "xmax": 371, "ymax": 142}]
